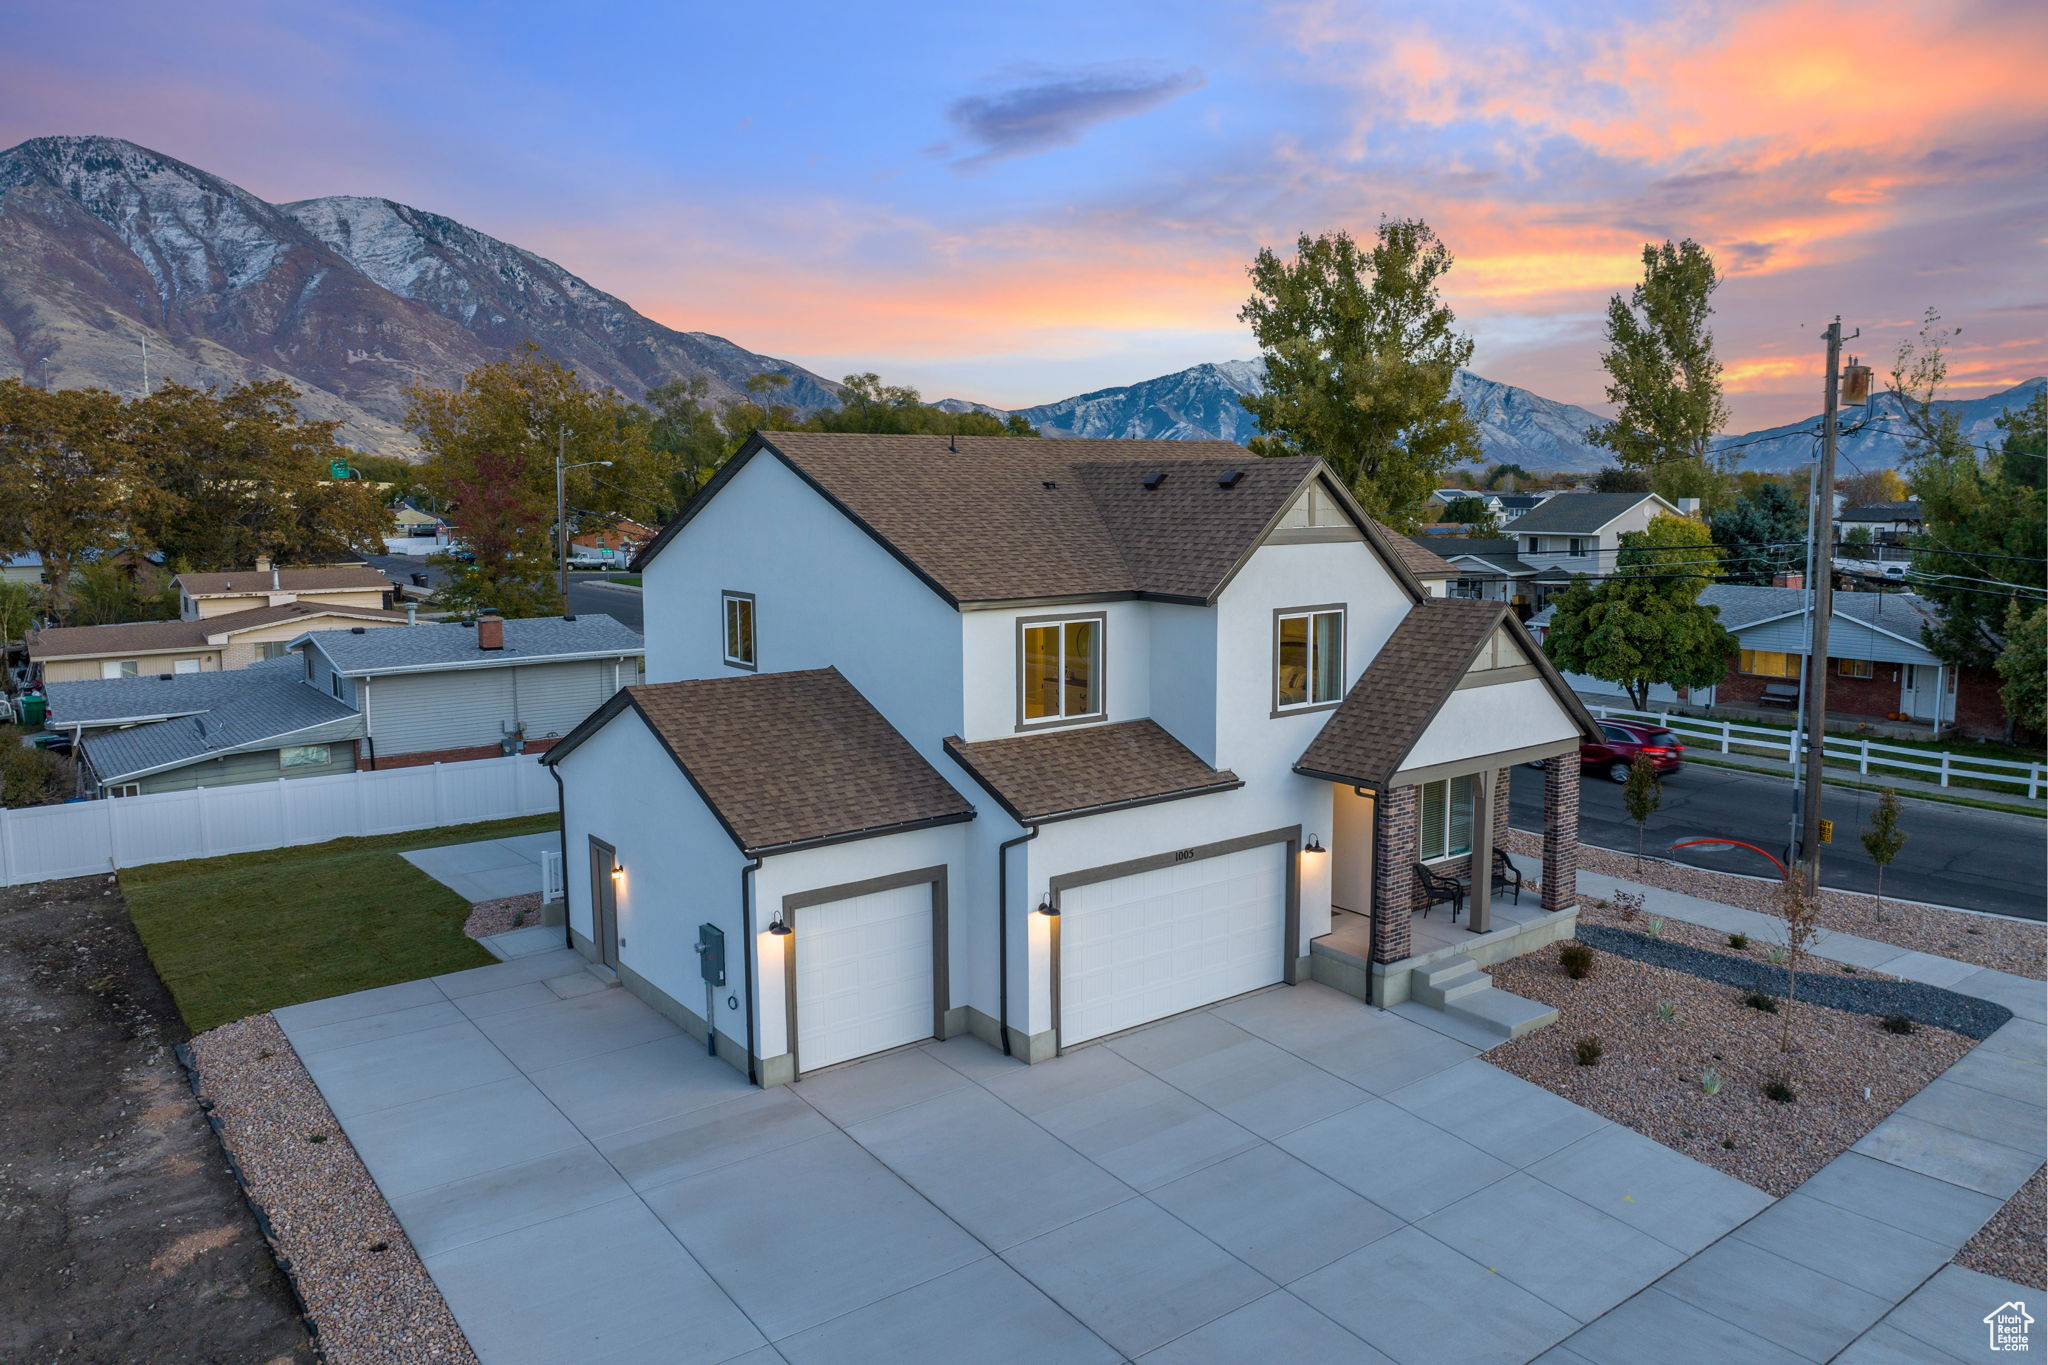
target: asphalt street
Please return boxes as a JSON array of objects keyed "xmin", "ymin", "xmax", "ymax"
[
  {"xmin": 1509, "ymin": 760, "xmax": 2045, "ymax": 921},
  {"xmin": 363, "ymin": 554, "xmax": 644, "ymax": 631}
]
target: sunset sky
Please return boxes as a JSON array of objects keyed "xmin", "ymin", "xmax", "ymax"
[{"xmin": 4, "ymin": 0, "xmax": 2043, "ymax": 427}]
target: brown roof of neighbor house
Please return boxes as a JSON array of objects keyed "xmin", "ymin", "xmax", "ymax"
[
  {"xmin": 1385, "ymin": 535, "xmax": 1457, "ymax": 579},
  {"xmin": 548, "ymin": 669, "xmax": 974, "ymax": 854},
  {"xmin": 944, "ymin": 720, "xmax": 1242, "ymax": 824},
  {"xmin": 176, "ymin": 565, "xmax": 392, "ymax": 597},
  {"xmin": 1294, "ymin": 599, "xmax": 1599, "ymax": 789},
  {"xmin": 635, "ymin": 433, "xmax": 1428, "ymax": 606},
  {"xmin": 27, "ymin": 601, "xmax": 413, "ymax": 660}
]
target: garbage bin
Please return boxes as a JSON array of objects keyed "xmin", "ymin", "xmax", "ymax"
[
  {"xmin": 19, "ymin": 693, "xmax": 46, "ymax": 727},
  {"xmin": 411, "ymin": 572, "xmax": 429, "ymax": 587}
]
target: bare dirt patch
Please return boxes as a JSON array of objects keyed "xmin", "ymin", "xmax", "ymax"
[
  {"xmin": 463, "ymin": 891, "xmax": 542, "ymax": 940},
  {"xmin": 190, "ymin": 1013, "xmax": 478, "ymax": 1365},
  {"xmin": 1959, "ymin": 1164, "xmax": 2048, "ymax": 1290},
  {"xmin": 1487, "ymin": 941, "xmax": 1974, "ymax": 1196},
  {"xmin": 0, "ymin": 874, "xmax": 315, "ymax": 1363},
  {"xmin": 1504, "ymin": 829, "xmax": 2046, "ymax": 980}
]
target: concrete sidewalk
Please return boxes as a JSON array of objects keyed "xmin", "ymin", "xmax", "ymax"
[{"xmin": 402, "ymin": 832, "xmax": 556, "ymax": 904}]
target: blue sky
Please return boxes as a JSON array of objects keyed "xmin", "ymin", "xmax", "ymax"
[{"xmin": 4, "ymin": 0, "xmax": 2043, "ymax": 425}]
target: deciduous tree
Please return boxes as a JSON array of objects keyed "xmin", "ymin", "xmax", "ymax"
[
  {"xmin": 0, "ymin": 381, "xmax": 147, "ymax": 614},
  {"xmin": 1859, "ymin": 788, "xmax": 1907, "ymax": 923},
  {"xmin": 1623, "ymin": 752, "xmax": 1662, "ymax": 865},
  {"xmin": 1542, "ymin": 514, "xmax": 1735, "ymax": 708},
  {"xmin": 1996, "ymin": 603, "xmax": 2045, "ymax": 736},
  {"xmin": 1238, "ymin": 221, "xmax": 1480, "ymax": 526}
]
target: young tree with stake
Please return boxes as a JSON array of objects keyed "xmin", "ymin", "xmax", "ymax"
[
  {"xmin": 1775, "ymin": 868, "xmax": 1825, "ymax": 1054},
  {"xmin": 1623, "ymin": 752, "xmax": 1662, "ymax": 866},
  {"xmin": 1859, "ymin": 789, "xmax": 1906, "ymax": 923}
]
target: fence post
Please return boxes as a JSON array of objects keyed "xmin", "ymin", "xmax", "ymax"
[
  {"xmin": 107, "ymin": 793, "xmax": 125, "ymax": 871},
  {"xmin": 432, "ymin": 762, "xmax": 447, "ymax": 827},
  {"xmin": 1939, "ymin": 753, "xmax": 1951, "ymax": 789},
  {"xmin": 1857, "ymin": 740, "xmax": 1869, "ymax": 775}
]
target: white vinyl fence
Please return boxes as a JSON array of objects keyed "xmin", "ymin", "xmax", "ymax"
[
  {"xmin": 1591, "ymin": 706, "xmax": 2047, "ymax": 799},
  {"xmin": 0, "ymin": 754, "xmax": 557, "ymax": 888}
]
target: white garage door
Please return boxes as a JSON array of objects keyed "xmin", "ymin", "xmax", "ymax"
[
  {"xmin": 794, "ymin": 881, "xmax": 935, "ymax": 1071},
  {"xmin": 1058, "ymin": 844, "xmax": 1288, "ymax": 1046}
]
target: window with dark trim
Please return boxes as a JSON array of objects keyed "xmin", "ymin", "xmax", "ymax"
[
  {"xmin": 1275, "ymin": 607, "xmax": 1344, "ymax": 709},
  {"xmin": 1019, "ymin": 616, "xmax": 1101, "ymax": 724},
  {"xmin": 1419, "ymin": 775, "xmax": 1477, "ymax": 861},
  {"xmin": 1838, "ymin": 657, "xmax": 1873, "ymax": 679},
  {"xmin": 722, "ymin": 591, "xmax": 756, "ymax": 670}
]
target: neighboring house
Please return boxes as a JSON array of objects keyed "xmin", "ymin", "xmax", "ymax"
[
  {"xmin": 296, "ymin": 614, "xmax": 645, "ymax": 768},
  {"xmin": 176, "ymin": 560, "xmax": 394, "ymax": 619},
  {"xmin": 391, "ymin": 502, "xmax": 449, "ymax": 536},
  {"xmin": 45, "ymin": 656, "xmax": 365, "ymax": 796},
  {"xmin": 545, "ymin": 433, "xmax": 1597, "ymax": 1088},
  {"xmin": 1494, "ymin": 493, "xmax": 1551, "ymax": 525},
  {"xmin": 1507, "ymin": 492, "xmax": 1683, "ymax": 607},
  {"xmin": 1413, "ymin": 537, "xmax": 1538, "ymax": 611},
  {"xmin": 572, "ymin": 518, "xmax": 657, "ymax": 568},
  {"xmin": 1383, "ymin": 536, "xmax": 1458, "ymax": 597},
  {"xmin": 1526, "ymin": 583, "xmax": 2005, "ymax": 736},
  {"xmin": 1, "ymin": 551, "xmax": 43, "ymax": 587},
  {"xmin": 26, "ymin": 601, "xmax": 413, "ymax": 682},
  {"xmin": 1835, "ymin": 501, "xmax": 1922, "ymax": 559}
]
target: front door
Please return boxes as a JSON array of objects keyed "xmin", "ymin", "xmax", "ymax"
[
  {"xmin": 1900, "ymin": 664, "xmax": 1943, "ymax": 722},
  {"xmin": 587, "ymin": 836, "xmax": 619, "ymax": 968}
]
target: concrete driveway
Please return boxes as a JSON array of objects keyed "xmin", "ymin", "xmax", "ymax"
[{"xmin": 275, "ymin": 958, "xmax": 1776, "ymax": 1365}]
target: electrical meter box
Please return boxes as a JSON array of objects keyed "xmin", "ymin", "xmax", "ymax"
[{"xmin": 696, "ymin": 923, "xmax": 727, "ymax": 987}]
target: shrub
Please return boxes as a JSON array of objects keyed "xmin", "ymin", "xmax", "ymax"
[
  {"xmin": 1699, "ymin": 1068, "xmax": 1722, "ymax": 1095},
  {"xmin": 1557, "ymin": 941, "xmax": 1595, "ymax": 979},
  {"xmin": 1764, "ymin": 945, "xmax": 1788, "ymax": 965},
  {"xmin": 1727, "ymin": 933, "xmax": 1749, "ymax": 949},
  {"xmin": 1645, "ymin": 916, "xmax": 1665, "ymax": 938},
  {"xmin": 1762, "ymin": 1075, "xmax": 1797, "ymax": 1103},
  {"xmin": 1612, "ymin": 890, "xmax": 1644, "ymax": 923},
  {"xmin": 1653, "ymin": 1000, "xmax": 1677, "ymax": 1021},
  {"xmin": 1881, "ymin": 1014, "xmax": 1915, "ymax": 1035},
  {"xmin": 1744, "ymin": 991, "xmax": 1779, "ymax": 1013},
  {"xmin": 1721, "ymin": 1137, "xmax": 1736, "ymax": 1149},
  {"xmin": 1573, "ymin": 1035, "xmax": 1604, "ymax": 1066}
]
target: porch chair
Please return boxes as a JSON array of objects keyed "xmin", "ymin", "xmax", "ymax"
[
  {"xmin": 1414, "ymin": 863, "xmax": 1464, "ymax": 923},
  {"xmin": 1492, "ymin": 849, "xmax": 1523, "ymax": 905}
]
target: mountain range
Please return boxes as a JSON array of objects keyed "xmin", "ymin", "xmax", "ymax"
[{"xmin": 3, "ymin": 136, "xmax": 2039, "ymax": 473}]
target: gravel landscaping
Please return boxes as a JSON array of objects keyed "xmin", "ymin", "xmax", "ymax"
[
  {"xmin": 463, "ymin": 891, "xmax": 543, "ymax": 939},
  {"xmin": 1487, "ymin": 941, "xmax": 1974, "ymax": 1196},
  {"xmin": 1503, "ymin": 828, "xmax": 2046, "ymax": 980},
  {"xmin": 190, "ymin": 1013, "xmax": 478, "ymax": 1365},
  {"xmin": 1958, "ymin": 1164, "xmax": 2048, "ymax": 1289}
]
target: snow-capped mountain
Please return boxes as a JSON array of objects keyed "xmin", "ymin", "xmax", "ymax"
[
  {"xmin": 0, "ymin": 136, "xmax": 835, "ymax": 455},
  {"xmin": 1712, "ymin": 378, "xmax": 2046, "ymax": 473}
]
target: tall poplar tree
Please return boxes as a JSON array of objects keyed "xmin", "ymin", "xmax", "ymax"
[
  {"xmin": 1238, "ymin": 221, "xmax": 1480, "ymax": 527},
  {"xmin": 1587, "ymin": 240, "xmax": 1732, "ymax": 506}
]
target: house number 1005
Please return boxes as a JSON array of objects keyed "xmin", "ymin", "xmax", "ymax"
[{"xmin": 1172, "ymin": 848, "xmax": 1198, "ymax": 863}]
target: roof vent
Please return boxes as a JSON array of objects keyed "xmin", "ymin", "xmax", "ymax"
[
  {"xmin": 157, "ymin": 674, "xmax": 174, "ymax": 682},
  {"xmin": 1041, "ymin": 480, "xmax": 1058, "ymax": 490},
  {"xmin": 1142, "ymin": 473, "xmax": 1167, "ymax": 490},
  {"xmin": 1217, "ymin": 470, "xmax": 1245, "ymax": 489},
  {"xmin": 350, "ymin": 626, "xmax": 366, "ymax": 634}
]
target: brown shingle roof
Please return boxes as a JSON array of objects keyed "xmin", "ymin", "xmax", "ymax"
[
  {"xmin": 639, "ymin": 433, "xmax": 1426, "ymax": 606},
  {"xmin": 28, "ymin": 601, "xmax": 411, "ymax": 660},
  {"xmin": 1295, "ymin": 599, "xmax": 1597, "ymax": 788},
  {"xmin": 176, "ymin": 565, "xmax": 392, "ymax": 596},
  {"xmin": 944, "ymin": 720, "xmax": 1241, "ymax": 823},
  {"xmin": 1385, "ymin": 534, "xmax": 1457, "ymax": 579},
  {"xmin": 560, "ymin": 670, "xmax": 973, "ymax": 854}
]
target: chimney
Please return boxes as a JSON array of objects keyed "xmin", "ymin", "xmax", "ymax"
[
  {"xmin": 255, "ymin": 553, "xmax": 273, "ymax": 573},
  {"xmin": 477, "ymin": 613, "xmax": 504, "ymax": 650},
  {"xmin": 1774, "ymin": 571, "xmax": 1804, "ymax": 590},
  {"xmin": 1676, "ymin": 497, "xmax": 1701, "ymax": 518}
]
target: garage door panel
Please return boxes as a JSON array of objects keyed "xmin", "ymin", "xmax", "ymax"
[
  {"xmin": 794, "ymin": 882, "xmax": 935, "ymax": 1072},
  {"xmin": 1058, "ymin": 844, "xmax": 1287, "ymax": 1045}
]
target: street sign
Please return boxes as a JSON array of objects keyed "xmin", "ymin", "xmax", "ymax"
[
  {"xmin": 1817, "ymin": 818, "xmax": 1834, "ymax": 844},
  {"xmin": 330, "ymin": 459, "xmax": 351, "ymax": 479}
]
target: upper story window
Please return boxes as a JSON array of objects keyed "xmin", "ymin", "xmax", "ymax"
[
  {"xmin": 101, "ymin": 659, "xmax": 140, "ymax": 679},
  {"xmin": 1569, "ymin": 537, "xmax": 1587, "ymax": 557},
  {"xmin": 722, "ymin": 591, "xmax": 756, "ymax": 670},
  {"xmin": 1275, "ymin": 607, "xmax": 1344, "ymax": 711},
  {"xmin": 1019, "ymin": 615, "xmax": 1102, "ymax": 726},
  {"xmin": 1419, "ymin": 774, "xmax": 1477, "ymax": 861}
]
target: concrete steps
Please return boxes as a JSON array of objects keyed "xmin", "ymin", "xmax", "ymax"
[{"xmin": 1406, "ymin": 954, "xmax": 1557, "ymax": 1041}]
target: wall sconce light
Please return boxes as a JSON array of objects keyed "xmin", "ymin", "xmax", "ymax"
[
  {"xmin": 610, "ymin": 863, "xmax": 625, "ymax": 881},
  {"xmin": 1036, "ymin": 894, "xmax": 1059, "ymax": 918},
  {"xmin": 768, "ymin": 914, "xmax": 792, "ymax": 936},
  {"xmin": 1304, "ymin": 834, "xmax": 1325, "ymax": 854}
]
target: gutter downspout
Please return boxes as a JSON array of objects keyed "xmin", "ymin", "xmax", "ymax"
[
  {"xmin": 550, "ymin": 765, "xmax": 571, "ymax": 951},
  {"xmin": 739, "ymin": 856, "xmax": 763, "ymax": 1084},
  {"xmin": 996, "ymin": 825, "xmax": 1039, "ymax": 1057}
]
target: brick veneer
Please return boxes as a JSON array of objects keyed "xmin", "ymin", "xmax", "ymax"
[
  {"xmin": 357, "ymin": 737, "xmax": 558, "ymax": 771},
  {"xmin": 1540, "ymin": 754, "xmax": 1578, "ymax": 911},
  {"xmin": 1370, "ymin": 784, "xmax": 1419, "ymax": 963},
  {"xmin": 1717, "ymin": 659, "xmax": 2011, "ymax": 740}
]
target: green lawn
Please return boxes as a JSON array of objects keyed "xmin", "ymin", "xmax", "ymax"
[{"xmin": 121, "ymin": 813, "xmax": 560, "ymax": 1032}]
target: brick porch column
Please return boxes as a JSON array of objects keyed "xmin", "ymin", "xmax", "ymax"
[
  {"xmin": 1494, "ymin": 767, "xmax": 1512, "ymax": 849},
  {"xmin": 1540, "ymin": 754, "xmax": 1579, "ymax": 912},
  {"xmin": 1371, "ymin": 785, "xmax": 1419, "ymax": 962}
]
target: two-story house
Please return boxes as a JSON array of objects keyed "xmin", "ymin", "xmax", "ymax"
[
  {"xmin": 1507, "ymin": 492, "xmax": 1682, "ymax": 606},
  {"xmin": 545, "ymin": 434, "xmax": 1598, "ymax": 1087}
]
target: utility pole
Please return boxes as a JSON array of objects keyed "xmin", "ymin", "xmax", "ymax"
[
  {"xmin": 555, "ymin": 425, "xmax": 612, "ymax": 617},
  {"xmin": 1797, "ymin": 317, "xmax": 1857, "ymax": 892}
]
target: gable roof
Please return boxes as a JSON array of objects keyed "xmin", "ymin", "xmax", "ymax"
[
  {"xmin": 1295, "ymin": 599, "xmax": 1599, "ymax": 788},
  {"xmin": 27, "ymin": 601, "xmax": 411, "ymax": 661},
  {"xmin": 1412, "ymin": 537, "xmax": 1534, "ymax": 577},
  {"xmin": 1838, "ymin": 501, "xmax": 1921, "ymax": 522},
  {"xmin": 1508, "ymin": 492, "xmax": 1677, "ymax": 536},
  {"xmin": 300, "ymin": 615, "xmax": 643, "ymax": 676},
  {"xmin": 1696, "ymin": 584, "xmax": 1941, "ymax": 647},
  {"xmin": 635, "ymin": 432, "xmax": 1427, "ymax": 607},
  {"xmin": 944, "ymin": 721, "xmax": 1242, "ymax": 824},
  {"xmin": 1384, "ymin": 535, "xmax": 1458, "ymax": 580},
  {"xmin": 47, "ymin": 653, "xmax": 318, "ymax": 727},
  {"xmin": 176, "ymin": 565, "xmax": 392, "ymax": 597},
  {"xmin": 545, "ymin": 669, "xmax": 974, "ymax": 855}
]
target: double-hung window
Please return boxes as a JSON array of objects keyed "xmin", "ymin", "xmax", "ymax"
[
  {"xmin": 1418, "ymin": 775, "xmax": 1477, "ymax": 862},
  {"xmin": 722, "ymin": 591, "xmax": 756, "ymax": 670},
  {"xmin": 1739, "ymin": 649, "xmax": 1800, "ymax": 678},
  {"xmin": 1020, "ymin": 616, "xmax": 1101, "ymax": 725},
  {"xmin": 1275, "ymin": 607, "xmax": 1344, "ymax": 710}
]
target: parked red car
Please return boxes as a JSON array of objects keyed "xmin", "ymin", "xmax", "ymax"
[{"xmin": 1583, "ymin": 720, "xmax": 1685, "ymax": 783}]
